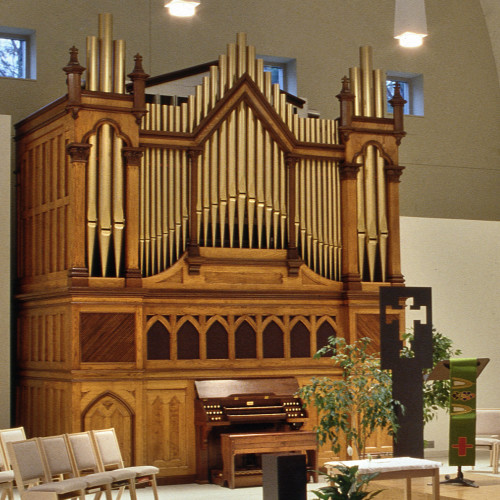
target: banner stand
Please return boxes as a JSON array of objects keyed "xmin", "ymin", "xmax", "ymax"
[{"xmin": 426, "ymin": 358, "xmax": 489, "ymax": 488}]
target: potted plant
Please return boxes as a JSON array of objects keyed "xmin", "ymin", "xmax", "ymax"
[
  {"xmin": 311, "ymin": 464, "xmax": 382, "ymax": 500},
  {"xmin": 298, "ymin": 336, "xmax": 402, "ymax": 459},
  {"xmin": 401, "ymin": 327, "xmax": 462, "ymax": 424}
]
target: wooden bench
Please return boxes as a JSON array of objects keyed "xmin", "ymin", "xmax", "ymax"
[{"xmin": 220, "ymin": 431, "xmax": 318, "ymax": 489}]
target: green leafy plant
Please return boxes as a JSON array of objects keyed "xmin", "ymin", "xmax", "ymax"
[
  {"xmin": 298, "ymin": 336, "xmax": 402, "ymax": 459},
  {"xmin": 311, "ymin": 464, "xmax": 382, "ymax": 500},
  {"xmin": 401, "ymin": 327, "xmax": 462, "ymax": 424}
]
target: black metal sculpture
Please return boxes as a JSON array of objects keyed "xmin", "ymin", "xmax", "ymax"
[{"xmin": 380, "ymin": 287, "xmax": 433, "ymax": 458}]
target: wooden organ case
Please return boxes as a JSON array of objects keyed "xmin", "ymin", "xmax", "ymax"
[{"xmin": 15, "ymin": 14, "xmax": 405, "ymax": 483}]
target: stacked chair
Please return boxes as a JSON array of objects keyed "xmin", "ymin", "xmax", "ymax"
[
  {"xmin": 475, "ymin": 408, "xmax": 500, "ymax": 474},
  {"xmin": 0, "ymin": 427, "xmax": 159, "ymax": 499},
  {"xmin": 0, "ymin": 438, "xmax": 14, "ymax": 500}
]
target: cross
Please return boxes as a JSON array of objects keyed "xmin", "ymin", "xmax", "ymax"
[{"xmin": 452, "ymin": 436, "xmax": 474, "ymax": 457}]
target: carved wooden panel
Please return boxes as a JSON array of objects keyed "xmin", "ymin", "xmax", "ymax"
[
  {"xmin": 17, "ymin": 307, "xmax": 68, "ymax": 365},
  {"xmin": 80, "ymin": 312, "xmax": 135, "ymax": 362},
  {"xmin": 17, "ymin": 125, "xmax": 69, "ymax": 280},
  {"xmin": 146, "ymin": 314, "xmax": 338, "ymax": 362},
  {"xmin": 145, "ymin": 384, "xmax": 195, "ymax": 476},
  {"xmin": 82, "ymin": 392, "xmax": 135, "ymax": 466},
  {"xmin": 16, "ymin": 379, "xmax": 72, "ymax": 439}
]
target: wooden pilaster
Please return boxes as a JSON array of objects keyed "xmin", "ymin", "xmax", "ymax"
[
  {"xmin": 66, "ymin": 143, "xmax": 91, "ymax": 283},
  {"xmin": 122, "ymin": 147, "xmax": 144, "ymax": 285},
  {"xmin": 386, "ymin": 164, "xmax": 405, "ymax": 284},
  {"xmin": 339, "ymin": 162, "xmax": 361, "ymax": 289}
]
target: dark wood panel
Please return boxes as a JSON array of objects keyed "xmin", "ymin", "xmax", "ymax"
[{"xmin": 80, "ymin": 312, "xmax": 136, "ymax": 362}]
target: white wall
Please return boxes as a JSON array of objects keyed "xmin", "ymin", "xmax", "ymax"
[
  {"xmin": 400, "ymin": 216, "xmax": 500, "ymax": 452},
  {"xmin": 0, "ymin": 115, "xmax": 11, "ymax": 428}
]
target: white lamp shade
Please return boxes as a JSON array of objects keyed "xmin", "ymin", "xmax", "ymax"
[
  {"xmin": 165, "ymin": 0, "xmax": 200, "ymax": 17},
  {"xmin": 394, "ymin": 0, "xmax": 428, "ymax": 47}
]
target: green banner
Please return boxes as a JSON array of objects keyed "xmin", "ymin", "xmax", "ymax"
[{"xmin": 449, "ymin": 358, "xmax": 477, "ymax": 466}]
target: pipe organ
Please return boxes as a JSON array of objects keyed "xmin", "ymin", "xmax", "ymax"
[{"xmin": 15, "ymin": 14, "xmax": 406, "ymax": 483}]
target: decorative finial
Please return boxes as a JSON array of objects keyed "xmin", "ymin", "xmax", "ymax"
[{"xmin": 63, "ymin": 46, "xmax": 85, "ymax": 75}]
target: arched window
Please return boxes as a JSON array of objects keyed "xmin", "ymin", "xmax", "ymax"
[
  {"xmin": 316, "ymin": 321, "xmax": 336, "ymax": 356},
  {"xmin": 263, "ymin": 321, "xmax": 284, "ymax": 358}
]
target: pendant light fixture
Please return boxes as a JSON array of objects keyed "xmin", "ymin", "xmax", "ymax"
[
  {"xmin": 165, "ymin": 0, "xmax": 200, "ymax": 17},
  {"xmin": 394, "ymin": 0, "xmax": 428, "ymax": 48}
]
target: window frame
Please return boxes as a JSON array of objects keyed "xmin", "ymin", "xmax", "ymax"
[
  {"xmin": 0, "ymin": 26, "xmax": 36, "ymax": 80},
  {"xmin": 386, "ymin": 71, "xmax": 424, "ymax": 117}
]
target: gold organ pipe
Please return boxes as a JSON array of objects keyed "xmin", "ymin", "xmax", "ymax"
[
  {"xmin": 98, "ymin": 13, "xmax": 113, "ymax": 93},
  {"xmin": 256, "ymin": 119, "xmax": 264, "ymax": 249},
  {"xmin": 87, "ymin": 135, "xmax": 98, "ymax": 274},
  {"xmin": 255, "ymin": 58, "xmax": 264, "ymax": 93},
  {"xmin": 279, "ymin": 150, "xmax": 286, "ymax": 248},
  {"xmin": 377, "ymin": 150, "xmax": 388, "ymax": 281},
  {"xmin": 227, "ymin": 108, "xmax": 236, "ymax": 247},
  {"xmin": 360, "ymin": 46, "xmax": 374, "ymax": 117},
  {"xmin": 139, "ymin": 153, "xmax": 145, "ymax": 273},
  {"xmin": 237, "ymin": 101, "xmax": 246, "ymax": 248},
  {"xmin": 247, "ymin": 106, "xmax": 256, "ymax": 248},
  {"xmin": 227, "ymin": 43, "xmax": 236, "ymax": 88},
  {"xmin": 112, "ymin": 134, "xmax": 124, "ymax": 276},
  {"xmin": 149, "ymin": 147, "xmax": 157, "ymax": 274},
  {"xmin": 219, "ymin": 119, "xmax": 228, "ymax": 247},
  {"xmin": 209, "ymin": 69, "xmax": 218, "ymax": 246},
  {"xmin": 202, "ymin": 77, "xmax": 210, "ymax": 245},
  {"xmin": 86, "ymin": 36, "xmax": 98, "ymax": 91},
  {"xmin": 349, "ymin": 67, "xmax": 362, "ymax": 116},
  {"xmin": 264, "ymin": 129, "xmax": 273, "ymax": 248},
  {"xmin": 162, "ymin": 149, "xmax": 169, "ymax": 267},
  {"xmin": 365, "ymin": 145, "xmax": 378, "ymax": 281},
  {"xmin": 219, "ymin": 54, "xmax": 227, "ymax": 98},
  {"xmin": 237, "ymin": 33, "xmax": 246, "ymax": 78},
  {"xmin": 98, "ymin": 123, "xmax": 112, "ymax": 276},
  {"xmin": 143, "ymin": 148, "xmax": 151, "ymax": 275},
  {"xmin": 113, "ymin": 39, "xmax": 126, "ymax": 93},
  {"xmin": 374, "ymin": 68, "xmax": 385, "ymax": 118},
  {"xmin": 356, "ymin": 155, "xmax": 366, "ymax": 277},
  {"xmin": 247, "ymin": 44, "xmax": 255, "ymax": 80},
  {"xmin": 272, "ymin": 141, "xmax": 280, "ymax": 248}
]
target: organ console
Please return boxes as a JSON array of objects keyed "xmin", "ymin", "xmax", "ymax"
[{"xmin": 194, "ymin": 378, "xmax": 311, "ymax": 486}]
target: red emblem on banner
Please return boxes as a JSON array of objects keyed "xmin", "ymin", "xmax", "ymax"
[{"xmin": 452, "ymin": 436, "xmax": 474, "ymax": 456}]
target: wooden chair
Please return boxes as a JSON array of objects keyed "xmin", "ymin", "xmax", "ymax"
[
  {"xmin": 66, "ymin": 432, "xmax": 137, "ymax": 500},
  {"xmin": 0, "ymin": 442, "xmax": 14, "ymax": 500},
  {"xmin": 6, "ymin": 438, "xmax": 87, "ymax": 499},
  {"xmin": 476, "ymin": 408, "xmax": 500, "ymax": 473},
  {"xmin": 91, "ymin": 429, "xmax": 159, "ymax": 500},
  {"xmin": 0, "ymin": 427, "xmax": 26, "ymax": 470},
  {"xmin": 38, "ymin": 435, "xmax": 114, "ymax": 500}
]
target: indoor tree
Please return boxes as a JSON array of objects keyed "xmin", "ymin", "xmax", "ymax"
[{"xmin": 298, "ymin": 336, "xmax": 402, "ymax": 459}]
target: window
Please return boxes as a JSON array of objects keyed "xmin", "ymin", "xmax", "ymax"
[
  {"xmin": 259, "ymin": 55, "xmax": 297, "ymax": 95},
  {"xmin": 0, "ymin": 27, "xmax": 36, "ymax": 79},
  {"xmin": 386, "ymin": 72, "xmax": 423, "ymax": 116}
]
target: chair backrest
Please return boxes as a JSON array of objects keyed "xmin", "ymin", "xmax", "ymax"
[
  {"xmin": 0, "ymin": 427, "xmax": 26, "ymax": 468},
  {"xmin": 0, "ymin": 441, "xmax": 8, "ymax": 471},
  {"xmin": 476, "ymin": 408, "xmax": 500, "ymax": 436},
  {"xmin": 38, "ymin": 435, "xmax": 75, "ymax": 479},
  {"xmin": 66, "ymin": 432, "xmax": 101, "ymax": 474},
  {"xmin": 6, "ymin": 438, "xmax": 47, "ymax": 491},
  {"xmin": 91, "ymin": 429, "xmax": 125, "ymax": 470}
]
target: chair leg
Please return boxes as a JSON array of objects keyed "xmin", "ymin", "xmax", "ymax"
[
  {"xmin": 150, "ymin": 476, "xmax": 159, "ymax": 500},
  {"xmin": 128, "ymin": 480, "xmax": 137, "ymax": 500},
  {"xmin": 493, "ymin": 442, "xmax": 499, "ymax": 474}
]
